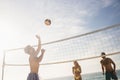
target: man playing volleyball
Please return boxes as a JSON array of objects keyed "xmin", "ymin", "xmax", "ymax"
[
  {"xmin": 100, "ymin": 52, "xmax": 118, "ymax": 80},
  {"xmin": 24, "ymin": 35, "xmax": 45, "ymax": 80}
]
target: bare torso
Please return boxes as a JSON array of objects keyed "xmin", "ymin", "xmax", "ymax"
[
  {"xmin": 101, "ymin": 58, "xmax": 114, "ymax": 72},
  {"xmin": 29, "ymin": 56, "xmax": 39, "ymax": 73}
]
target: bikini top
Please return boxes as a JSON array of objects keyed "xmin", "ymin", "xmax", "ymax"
[{"xmin": 74, "ymin": 67, "xmax": 80, "ymax": 73}]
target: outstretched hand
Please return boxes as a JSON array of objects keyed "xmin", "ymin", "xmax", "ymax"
[
  {"xmin": 36, "ymin": 35, "xmax": 40, "ymax": 39},
  {"xmin": 41, "ymin": 49, "xmax": 45, "ymax": 54}
]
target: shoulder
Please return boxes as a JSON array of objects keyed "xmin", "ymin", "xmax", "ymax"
[
  {"xmin": 100, "ymin": 59, "xmax": 103, "ymax": 63},
  {"xmin": 72, "ymin": 67, "xmax": 74, "ymax": 70},
  {"xmin": 106, "ymin": 58, "xmax": 112, "ymax": 61}
]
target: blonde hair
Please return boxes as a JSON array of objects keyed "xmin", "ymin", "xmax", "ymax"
[
  {"xmin": 74, "ymin": 60, "xmax": 80, "ymax": 67},
  {"xmin": 24, "ymin": 45, "xmax": 32, "ymax": 54}
]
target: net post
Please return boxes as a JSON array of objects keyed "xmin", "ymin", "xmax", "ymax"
[{"xmin": 2, "ymin": 50, "xmax": 6, "ymax": 80}]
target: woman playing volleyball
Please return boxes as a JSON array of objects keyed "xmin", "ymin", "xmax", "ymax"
[{"xmin": 72, "ymin": 61, "xmax": 82, "ymax": 80}]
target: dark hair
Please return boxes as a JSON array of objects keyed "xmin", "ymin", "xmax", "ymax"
[{"xmin": 101, "ymin": 52, "xmax": 106, "ymax": 55}]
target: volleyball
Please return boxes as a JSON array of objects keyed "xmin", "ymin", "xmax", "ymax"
[{"xmin": 44, "ymin": 19, "xmax": 51, "ymax": 26}]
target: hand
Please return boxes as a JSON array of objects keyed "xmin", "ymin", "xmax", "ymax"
[
  {"xmin": 36, "ymin": 35, "xmax": 40, "ymax": 39},
  {"xmin": 113, "ymin": 71, "xmax": 116, "ymax": 75},
  {"xmin": 103, "ymin": 72, "xmax": 104, "ymax": 75},
  {"xmin": 41, "ymin": 49, "xmax": 45, "ymax": 53}
]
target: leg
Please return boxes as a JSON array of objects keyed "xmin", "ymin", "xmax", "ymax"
[{"xmin": 105, "ymin": 72, "xmax": 111, "ymax": 80}]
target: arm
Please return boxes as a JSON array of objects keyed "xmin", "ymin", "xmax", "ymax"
[
  {"xmin": 35, "ymin": 35, "xmax": 41, "ymax": 56},
  {"xmin": 72, "ymin": 67, "xmax": 74, "ymax": 74},
  {"xmin": 79, "ymin": 65, "xmax": 82, "ymax": 73},
  {"xmin": 110, "ymin": 59, "xmax": 116, "ymax": 72},
  {"xmin": 38, "ymin": 49, "xmax": 45, "ymax": 62},
  {"xmin": 100, "ymin": 61, "xmax": 104, "ymax": 75}
]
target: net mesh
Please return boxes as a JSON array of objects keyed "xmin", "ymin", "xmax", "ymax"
[
  {"xmin": 40, "ymin": 24, "xmax": 120, "ymax": 64},
  {"xmin": 6, "ymin": 25, "xmax": 120, "ymax": 64},
  {"xmin": 2, "ymin": 24, "xmax": 120, "ymax": 80}
]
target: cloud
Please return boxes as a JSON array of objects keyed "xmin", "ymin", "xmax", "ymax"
[
  {"xmin": 79, "ymin": 10, "xmax": 88, "ymax": 16},
  {"xmin": 102, "ymin": 0, "xmax": 114, "ymax": 7}
]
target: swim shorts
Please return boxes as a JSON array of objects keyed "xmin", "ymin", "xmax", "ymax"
[
  {"xmin": 27, "ymin": 73, "xmax": 39, "ymax": 80},
  {"xmin": 106, "ymin": 71, "xmax": 118, "ymax": 80}
]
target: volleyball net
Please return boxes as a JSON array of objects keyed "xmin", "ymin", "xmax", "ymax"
[{"xmin": 2, "ymin": 24, "xmax": 120, "ymax": 80}]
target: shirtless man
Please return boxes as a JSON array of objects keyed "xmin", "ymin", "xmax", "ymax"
[
  {"xmin": 24, "ymin": 35, "xmax": 45, "ymax": 80},
  {"xmin": 72, "ymin": 61, "xmax": 82, "ymax": 80},
  {"xmin": 100, "ymin": 52, "xmax": 118, "ymax": 80}
]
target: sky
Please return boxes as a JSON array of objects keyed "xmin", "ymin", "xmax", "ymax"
[{"xmin": 0, "ymin": 0, "xmax": 120, "ymax": 80}]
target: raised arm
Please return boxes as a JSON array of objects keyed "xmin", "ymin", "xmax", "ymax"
[
  {"xmin": 38, "ymin": 49, "xmax": 45, "ymax": 62},
  {"xmin": 35, "ymin": 35, "xmax": 41, "ymax": 56}
]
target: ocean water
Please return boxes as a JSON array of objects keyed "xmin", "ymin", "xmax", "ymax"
[{"xmin": 47, "ymin": 70, "xmax": 120, "ymax": 80}]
